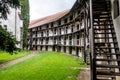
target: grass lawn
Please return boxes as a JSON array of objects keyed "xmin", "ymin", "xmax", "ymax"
[
  {"xmin": 0, "ymin": 50, "xmax": 30, "ymax": 63},
  {"xmin": 0, "ymin": 51, "xmax": 86, "ymax": 80}
]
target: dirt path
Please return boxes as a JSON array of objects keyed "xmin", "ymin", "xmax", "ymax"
[
  {"xmin": 77, "ymin": 68, "xmax": 90, "ymax": 80},
  {"xmin": 0, "ymin": 51, "xmax": 38, "ymax": 69}
]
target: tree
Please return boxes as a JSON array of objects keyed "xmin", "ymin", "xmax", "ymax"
[
  {"xmin": 0, "ymin": 0, "xmax": 20, "ymax": 19},
  {"xmin": 0, "ymin": 0, "xmax": 29, "ymax": 50},
  {"xmin": 20, "ymin": 0, "xmax": 29, "ymax": 49}
]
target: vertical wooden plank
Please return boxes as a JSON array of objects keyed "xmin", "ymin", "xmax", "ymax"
[
  {"xmin": 89, "ymin": 0, "xmax": 96, "ymax": 80},
  {"xmin": 84, "ymin": 7, "xmax": 87, "ymax": 63}
]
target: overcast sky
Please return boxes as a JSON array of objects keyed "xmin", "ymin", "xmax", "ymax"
[{"xmin": 29, "ymin": 0, "xmax": 76, "ymax": 21}]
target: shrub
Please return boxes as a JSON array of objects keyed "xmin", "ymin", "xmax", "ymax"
[{"xmin": 0, "ymin": 26, "xmax": 18, "ymax": 53}]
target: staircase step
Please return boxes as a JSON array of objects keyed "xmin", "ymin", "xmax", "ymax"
[
  {"xmin": 96, "ymin": 59, "xmax": 120, "ymax": 61},
  {"xmin": 93, "ymin": 0, "xmax": 105, "ymax": 3},
  {"xmin": 94, "ymin": 24, "xmax": 113, "ymax": 26},
  {"xmin": 96, "ymin": 64, "xmax": 120, "ymax": 68},
  {"xmin": 97, "ymin": 76, "xmax": 114, "ymax": 80},
  {"xmin": 97, "ymin": 75, "xmax": 115, "ymax": 78},
  {"xmin": 96, "ymin": 79, "xmax": 112, "ymax": 80},
  {"xmin": 96, "ymin": 71, "xmax": 120, "ymax": 76},
  {"xmin": 99, "ymin": 16, "xmax": 112, "ymax": 18},
  {"xmin": 95, "ymin": 42, "xmax": 117, "ymax": 44},
  {"xmin": 94, "ymin": 37, "xmax": 116, "ymax": 39},
  {"xmin": 94, "ymin": 16, "xmax": 111, "ymax": 19},
  {"xmin": 95, "ymin": 47, "xmax": 119, "ymax": 49},
  {"xmin": 94, "ymin": 32, "xmax": 115, "ymax": 34},
  {"xmin": 96, "ymin": 53, "xmax": 120, "ymax": 55},
  {"xmin": 97, "ymin": 75, "xmax": 114, "ymax": 80},
  {"xmin": 93, "ymin": 9, "xmax": 108, "ymax": 12},
  {"xmin": 96, "ymin": 68, "xmax": 114, "ymax": 72},
  {"xmin": 94, "ymin": 28, "xmax": 114, "ymax": 30},
  {"xmin": 94, "ymin": 19, "xmax": 112, "ymax": 22},
  {"xmin": 100, "ymin": 13, "xmax": 111, "ymax": 15},
  {"xmin": 93, "ymin": 23, "xmax": 113, "ymax": 26}
]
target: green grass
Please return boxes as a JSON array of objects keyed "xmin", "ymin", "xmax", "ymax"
[
  {"xmin": 0, "ymin": 51, "xmax": 86, "ymax": 80},
  {"xmin": 0, "ymin": 50, "xmax": 30, "ymax": 63}
]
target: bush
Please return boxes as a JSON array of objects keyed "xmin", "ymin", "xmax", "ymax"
[{"xmin": 0, "ymin": 26, "xmax": 18, "ymax": 53}]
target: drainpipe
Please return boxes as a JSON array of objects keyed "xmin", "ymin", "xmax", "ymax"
[{"xmin": 15, "ymin": 8, "xmax": 17, "ymax": 39}]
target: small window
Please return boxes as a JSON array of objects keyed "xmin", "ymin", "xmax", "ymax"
[
  {"xmin": 18, "ymin": 12, "xmax": 23, "ymax": 20},
  {"xmin": 59, "ymin": 28, "xmax": 61, "ymax": 34},
  {"xmin": 4, "ymin": 25, "xmax": 7, "ymax": 30},
  {"xmin": 66, "ymin": 27, "xmax": 68, "ymax": 33},
  {"xmin": 71, "ymin": 27, "xmax": 73, "ymax": 32},
  {"xmin": 39, "ymin": 27, "xmax": 41, "ymax": 30},
  {"xmin": 10, "ymin": 32, "xmax": 13, "ymax": 35},
  {"xmin": 41, "ymin": 32, "xmax": 43, "ymax": 37},
  {"xmin": 54, "ymin": 29, "xmax": 56, "ymax": 34},
  {"xmin": 114, "ymin": 0, "xmax": 119, "ymax": 19},
  {"xmin": 58, "ymin": 20, "xmax": 61, "ymax": 25},
  {"xmin": 64, "ymin": 18, "xmax": 67, "ymax": 23},
  {"xmin": 46, "ymin": 24, "xmax": 49, "ymax": 28},
  {"xmin": 47, "ymin": 30, "xmax": 49, "ymax": 36},
  {"xmin": 77, "ymin": 24, "xmax": 79, "ymax": 30},
  {"xmin": 70, "ymin": 15, "xmax": 73, "ymax": 20},
  {"xmin": 77, "ymin": 10, "xmax": 80, "ymax": 15},
  {"xmin": 20, "ymin": 27, "xmax": 23, "ymax": 39},
  {"xmin": 51, "ymin": 22, "xmax": 53, "ymax": 27}
]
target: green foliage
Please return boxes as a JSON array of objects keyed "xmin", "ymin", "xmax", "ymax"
[
  {"xmin": 0, "ymin": 0, "xmax": 20, "ymax": 19},
  {"xmin": 0, "ymin": 26, "xmax": 17, "ymax": 53},
  {"xmin": 0, "ymin": 50, "xmax": 30, "ymax": 63},
  {"xmin": 0, "ymin": 51, "xmax": 86, "ymax": 80},
  {"xmin": 0, "ymin": 0, "xmax": 29, "ymax": 50},
  {"xmin": 20, "ymin": 0, "xmax": 29, "ymax": 49}
]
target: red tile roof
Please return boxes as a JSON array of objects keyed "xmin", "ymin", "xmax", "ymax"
[{"xmin": 29, "ymin": 9, "xmax": 70, "ymax": 29}]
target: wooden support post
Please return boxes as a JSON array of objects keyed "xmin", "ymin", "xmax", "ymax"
[
  {"xmin": 84, "ymin": 9, "xmax": 87, "ymax": 63},
  {"xmin": 30, "ymin": 29, "xmax": 33, "ymax": 50},
  {"xmin": 89, "ymin": 0, "xmax": 96, "ymax": 80}
]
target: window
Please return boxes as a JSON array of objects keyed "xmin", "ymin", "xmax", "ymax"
[
  {"xmin": 71, "ymin": 26, "xmax": 73, "ymax": 32},
  {"xmin": 47, "ymin": 30, "xmax": 49, "ymax": 36},
  {"xmin": 46, "ymin": 24, "xmax": 49, "ymax": 29},
  {"xmin": 4, "ymin": 25, "xmax": 7, "ymax": 30},
  {"xmin": 18, "ymin": 12, "xmax": 23, "ymax": 20},
  {"xmin": 58, "ymin": 20, "xmax": 61, "ymax": 25},
  {"xmin": 66, "ymin": 27, "xmax": 68, "ymax": 33},
  {"xmin": 10, "ymin": 32, "xmax": 13, "ymax": 35},
  {"xmin": 64, "ymin": 18, "xmax": 67, "ymax": 23},
  {"xmin": 77, "ymin": 10, "xmax": 80, "ymax": 15},
  {"xmin": 41, "ymin": 39, "xmax": 43, "ymax": 44},
  {"xmin": 41, "ymin": 32, "xmax": 43, "ymax": 37},
  {"xmin": 39, "ymin": 27, "xmax": 41, "ymax": 30},
  {"xmin": 51, "ymin": 22, "xmax": 53, "ymax": 27},
  {"xmin": 54, "ymin": 29, "xmax": 56, "ymax": 34},
  {"xmin": 77, "ymin": 24, "xmax": 79, "ymax": 30},
  {"xmin": 113, "ymin": 0, "xmax": 119, "ymax": 19},
  {"xmin": 20, "ymin": 27, "xmax": 23, "ymax": 39},
  {"xmin": 70, "ymin": 15, "xmax": 73, "ymax": 20},
  {"xmin": 59, "ymin": 28, "xmax": 61, "ymax": 34},
  {"xmin": 46, "ymin": 38, "xmax": 49, "ymax": 44}
]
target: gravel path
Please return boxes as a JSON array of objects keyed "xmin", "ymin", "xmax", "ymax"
[{"xmin": 0, "ymin": 51, "xmax": 38, "ymax": 69}]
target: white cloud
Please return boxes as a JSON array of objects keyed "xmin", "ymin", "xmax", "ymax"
[{"xmin": 29, "ymin": 0, "xmax": 76, "ymax": 21}]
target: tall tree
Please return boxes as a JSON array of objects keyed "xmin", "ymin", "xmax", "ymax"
[
  {"xmin": 0, "ymin": 0, "xmax": 20, "ymax": 19},
  {"xmin": 20, "ymin": 0, "xmax": 29, "ymax": 49}
]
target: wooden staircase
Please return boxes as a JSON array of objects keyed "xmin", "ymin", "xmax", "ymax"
[{"xmin": 90, "ymin": 0, "xmax": 120, "ymax": 80}]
